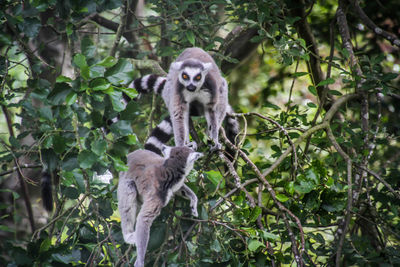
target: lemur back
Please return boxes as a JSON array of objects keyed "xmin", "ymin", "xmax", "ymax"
[
  {"xmin": 131, "ymin": 47, "xmax": 239, "ymax": 156},
  {"xmin": 118, "ymin": 146, "xmax": 202, "ymax": 267}
]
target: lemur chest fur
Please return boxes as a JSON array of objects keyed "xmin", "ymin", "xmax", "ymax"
[
  {"xmin": 164, "ymin": 178, "xmax": 186, "ymax": 205},
  {"xmin": 182, "ymin": 88, "xmax": 213, "ymax": 116}
]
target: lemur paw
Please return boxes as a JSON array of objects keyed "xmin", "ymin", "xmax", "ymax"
[
  {"xmin": 187, "ymin": 141, "xmax": 198, "ymax": 151},
  {"xmin": 191, "ymin": 207, "xmax": 198, "ymax": 217},
  {"xmin": 124, "ymin": 232, "xmax": 136, "ymax": 245},
  {"xmin": 210, "ymin": 142, "xmax": 222, "ymax": 152}
]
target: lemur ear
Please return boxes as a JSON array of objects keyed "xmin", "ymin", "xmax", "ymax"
[
  {"xmin": 203, "ymin": 62, "xmax": 212, "ymax": 72},
  {"xmin": 161, "ymin": 145, "xmax": 172, "ymax": 158},
  {"xmin": 171, "ymin": 61, "xmax": 183, "ymax": 71}
]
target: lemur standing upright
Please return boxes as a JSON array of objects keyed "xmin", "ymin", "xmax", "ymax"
[
  {"xmin": 131, "ymin": 47, "xmax": 239, "ymax": 156},
  {"xmin": 118, "ymin": 145, "xmax": 202, "ymax": 267}
]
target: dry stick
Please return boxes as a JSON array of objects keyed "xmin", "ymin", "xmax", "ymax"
[
  {"xmin": 110, "ymin": 0, "xmax": 129, "ymax": 57},
  {"xmin": 325, "ymin": 126, "xmax": 353, "ymax": 266},
  {"xmin": 350, "ymin": 0, "xmax": 400, "ymax": 47}
]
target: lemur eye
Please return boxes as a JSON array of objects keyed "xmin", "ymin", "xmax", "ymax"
[
  {"xmin": 195, "ymin": 74, "xmax": 201, "ymax": 81},
  {"xmin": 182, "ymin": 73, "xmax": 189, "ymax": 80}
]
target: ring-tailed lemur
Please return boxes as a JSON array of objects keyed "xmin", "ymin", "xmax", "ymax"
[
  {"xmin": 118, "ymin": 145, "xmax": 202, "ymax": 267},
  {"xmin": 131, "ymin": 47, "xmax": 239, "ymax": 156}
]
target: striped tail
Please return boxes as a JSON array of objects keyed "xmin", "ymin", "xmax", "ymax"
[
  {"xmin": 130, "ymin": 74, "xmax": 166, "ymax": 95},
  {"xmin": 144, "ymin": 116, "xmax": 173, "ymax": 156}
]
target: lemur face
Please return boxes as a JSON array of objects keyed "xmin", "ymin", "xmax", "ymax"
[
  {"xmin": 178, "ymin": 67, "xmax": 207, "ymax": 92},
  {"xmin": 172, "ymin": 60, "xmax": 212, "ymax": 92}
]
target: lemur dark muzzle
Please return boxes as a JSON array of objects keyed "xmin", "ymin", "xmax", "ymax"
[{"xmin": 186, "ymin": 84, "xmax": 196, "ymax": 91}]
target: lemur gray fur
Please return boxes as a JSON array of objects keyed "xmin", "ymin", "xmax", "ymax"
[
  {"xmin": 118, "ymin": 145, "xmax": 202, "ymax": 267},
  {"xmin": 131, "ymin": 47, "xmax": 239, "ymax": 156}
]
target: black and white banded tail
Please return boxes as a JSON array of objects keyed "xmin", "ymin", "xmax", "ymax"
[
  {"xmin": 130, "ymin": 74, "xmax": 166, "ymax": 95},
  {"xmin": 144, "ymin": 110, "xmax": 239, "ymax": 157},
  {"xmin": 144, "ymin": 116, "xmax": 173, "ymax": 155}
]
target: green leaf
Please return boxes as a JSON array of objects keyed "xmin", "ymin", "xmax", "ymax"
[
  {"xmin": 248, "ymin": 239, "xmax": 265, "ymax": 252},
  {"xmin": 294, "ymin": 169, "xmax": 319, "ymax": 194},
  {"xmin": 308, "ymin": 85, "xmax": 317, "ymax": 96},
  {"xmin": 110, "ymin": 120, "xmax": 133, "ymax": 136},
  {"xmin": 98, "ymin": 199, "xmax": 113, "ymax": 218},
  {"xmin": 73, "ymin": 54, "xmax": 87, "ymax": 69},
  {"xmin": 39, "ymin": 106, "xmax": 53, "ymax": 121},
  {"xmin": 56, "ymin": 75, "xmax": 73, "ymax": 83},
  {"xmin": 262, "ymin": 230, "xmax": 279, "ymax": 241},
  {"xmin": 52, "ymin": 250, "xmax": 81, "ymax": 264},
  {"xmin": 110, "ymin": 155, "xmax": 128, "ymax": 172},
  {"xmin": 90, "ymin": 78, "xmax": 111, "ymax": 91},
  {"xmin": 63, "ymin": 187, "xmax": 79, "ymax": 199},
  {"xmin": 48, "ymin": 83, "xmax": 72, "ymax": 105},
  {"xmin": 107, "ymin": 90, "xmax": 125, "ymax": 112},
  {"xmin": 105, "ymin": 59, "xmax": 134, "ymax": 84},
  {"xmin": 307, "ymin": 102, "xmax": 317, "ymax": 108},
  {"xmin": 53, "ymin": 135, "xmax": 66, "ymax": 154},
  {"xmin": 91, "ymin": 139, "xmax": 107, "ymax": 156},
  {"xmin": 293, "ymin": 72, "xmax": 309, "ymax": 77},
  {"xmin": 120, "ymin": 86, "xmax": 138, "ymax": 99},
  {"xmin": 317, "ymin": 78, "xmax": 335, "ymax": 87},
  {"xmin": 65, "ymin": 91, "xmax": 77, "ymax": 105},
  {"xmin": 81, "ymin": 36, "xmax": 96, "ymax": 58},
  {"xmin": 205, "ymin": 170, "xmax": 224, "ymax": 188},
  {"xmin": 126, "ymin": 134, "xmax": 138, "ymax": 145},
  {"xmin": 249, "ymin": 206, "xmax": 262, "ymax": 222},
  {"xmin": 96, "ymin": 56, "xmax": 118, "ymax": 67},
  {"xmin": 263, "ymin": 102, "xmax": 280, "ymax": 110},
  {"xmin": 18, "ymin": 17, "xmax": 41, "ymax": 38},
  {"xmin": 89, "ymin": 65, "xmax": 106, "ymax": 79},
  {"xmin": 186, "ymin": 31, "xmax": 196, "ymax": 46},
  {"xmin": 78, "ymin": 150, "xmax": 98, "ymax": 169},
  {"xmin": 381, "ymin": 72, "xmax": 398, "ymax": 82},
  {"xmin": 275, "ymin": 193, "xmax": 289, "ymax": 202},
  {"xmin": 329, "ymin": 89, "xmax": 342, "ymax": 96}
]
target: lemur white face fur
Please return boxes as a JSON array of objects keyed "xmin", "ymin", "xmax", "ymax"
[{"xmin": 172, "ymin": 61, "xmax": 212, "ymax": 92}]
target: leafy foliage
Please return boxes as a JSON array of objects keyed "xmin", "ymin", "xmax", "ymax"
[{"xmin": 1, "ymin": 0, "xmax": 400, "ymax": 266}]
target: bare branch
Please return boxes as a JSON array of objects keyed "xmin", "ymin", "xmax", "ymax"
[
  {"xmin": 326, "ymin": 126, "xmax": 353, "ymax": 266},
  {"xmin": 91, "ymin": 14, "xmax": 136, "ymax": 44},
  {"xmin": 110, "ymin": 0, "xmax": 129, "ymax": 57},
  {"xmin": 350, "ymin": 0, "xmax": 400, "ymax": 47}
]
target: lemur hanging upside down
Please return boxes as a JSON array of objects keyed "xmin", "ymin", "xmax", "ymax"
[
  {"xmin": 131, "ymin": 47, "xmax": 239, "ymax": 156},
  {"xmin": 118, "ymin": 145, "xmax": 202, "ymax": 267}
]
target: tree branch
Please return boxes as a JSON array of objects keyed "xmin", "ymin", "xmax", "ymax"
[
  {"xmin": 91, "ymin": 14, "xmax": 136, "ymax": 44},
  {"xmin": 220, "ymin": 26, "xmax": 260, "ymax": 73},
  {"xmin": 110, "ymin": 0, "xmax": 129, "ymax": 57},
  {"xmin": 350, "ymin": 0, "xmax": 400, "ymax": 47}
]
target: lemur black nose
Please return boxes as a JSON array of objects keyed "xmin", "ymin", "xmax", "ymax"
[{"xmin": 186, "ymin": 84, "xmax": 196, "ymax": 91}]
